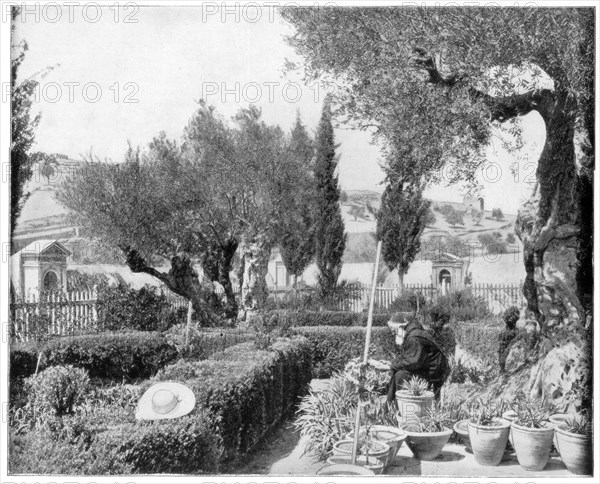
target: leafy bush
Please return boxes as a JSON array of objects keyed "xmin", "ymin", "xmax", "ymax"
[
  {"xmin": 437, "ymin": 289, "xmax": 490, "ymax": 322},
  {"xmin": 293, "ymin": 326, "xmax": 396, "ymax": 378},
  {"xmin": 96, "ymin": 284, "xmax": 175, "ymax": 332},
  {"xmin": 389, "ymin": 290, "xmax": 426, "ymax": 313},
  {"xmin": 26, "ymin": 365, "xmax": 90, "ymax": 419},
  {"xmin": 14, "ymin": 332, "xmax": 178, "ymax": 380},
  {"xmin": 502, "ymin": 305, "xmax": 520, "ymax": 328}
]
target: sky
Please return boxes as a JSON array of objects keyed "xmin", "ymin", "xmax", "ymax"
[{"xmin": 13, "ymin": 5, "xmax": 545, "ymax": 214}]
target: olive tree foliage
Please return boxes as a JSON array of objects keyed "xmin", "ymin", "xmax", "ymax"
[
  {"xmin": 57, "ymin": 142, "xmax": 216, "ymax": 321},
  {"xmin": 58, "ymin": 102, "xmax": 308, "ymax": 321},
  {"xmin": 282, "ymin": 7, "xmax": 594, "ymax": 332}
]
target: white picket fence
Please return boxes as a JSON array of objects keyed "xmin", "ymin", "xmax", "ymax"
[{"xmin": 10, "ymin": 281, "xmax": 525, "ymax": 340}]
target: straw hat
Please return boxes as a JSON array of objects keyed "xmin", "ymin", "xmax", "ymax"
[{"xmin": 135, "ymin": 382, "xmax": 196, "ymax": 421}]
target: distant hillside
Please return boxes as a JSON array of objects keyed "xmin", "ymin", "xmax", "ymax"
[{"xmin": 340, "ymin": 190, "xmax": 520, "ymax": 264}]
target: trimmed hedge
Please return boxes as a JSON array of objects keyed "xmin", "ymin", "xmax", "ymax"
[
  {"xmin": 293, "ymin": 326, "xmax": 397, "ymax": 378},
  {"xmin": 11, "ymin": 332, "xmax": 178, "ymax": 381},
  {"xmin": 264, "ymin": 310, "xmax": 392, "ymax": 328},
  {"xmin": 153, "ymin": 337, "xmax": 313, "ymax": 463},
  {"xmin": 10, "ymin": 336, "xmax": 312, "ymax": 474}
]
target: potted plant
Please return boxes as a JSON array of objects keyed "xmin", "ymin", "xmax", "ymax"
[
  {"xmin": 346, "ymin": 425, "xmax": 406, "ymax": 468},
  {"xmin": 398, "ymin": 406, "xmax": 453, "ymax": 460},
  {"xmin": 467, "ymin": 400, "xmax": 511, "ymax": 466},
  {"xmin": 554, "ymin": 413, "xmax": 593, "ymax": 475},
  {"xmin": 510, "ymin": 402, "xmax": 554, "ymax": 471},
  {"xmin": 332, "ymin": 437, "xmax": 391, "ymax": 470},
  {"xmin": 395, "ymin": 375, "xmax": 434, "ymax": 424},
  {"xmin": 346, "ymin": 396, "xmax": 407, "ymax": 467}
]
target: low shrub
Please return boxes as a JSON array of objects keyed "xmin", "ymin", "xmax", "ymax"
[
  {"xmin": 430, "ymin": 289, "xmax": 490, "ymax": 323},
  {"xmin": 26, "ymin": 365, "xmax": 90, "ymax": 420},
  {"xmin": 388, "ymin": 290, "xmax": 427, "ymax": 313},
  {"xmin": 293, "ymin": 326, "xmax": 397, "ymax": 378},
  {"xmin": 12, "ymin": 332, "xmax": 178, "ymax": 380},
  {"xmin": 96, "ymin": 284, "xmax": 174, "ymax": 332}
]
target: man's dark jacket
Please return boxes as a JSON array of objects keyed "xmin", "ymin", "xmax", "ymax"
[{"xmin": 387, "ymin": 321, "xmax": 450, "ymax": 399}]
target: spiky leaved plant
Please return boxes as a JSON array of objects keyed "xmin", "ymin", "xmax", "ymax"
[{"xmin": 400, "ymin": 375, "xmax": 430, "ymax": 396}]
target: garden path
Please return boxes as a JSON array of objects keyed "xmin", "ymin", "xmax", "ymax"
[{"xmin": 230, "ymin": 379, "xmax": 577, "ymax": 477}]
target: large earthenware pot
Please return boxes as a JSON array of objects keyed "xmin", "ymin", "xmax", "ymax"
[
  {"xmin": 554, "ymin": 425, "xmax": 593, "ymax": 475},
  {"xmin": 400, "ymin": 422, "xmax": 452, "ymax": 461},
  {"xmin": 468, "ymin": 418, "xmax": 511, "ymax": 466},
  {"xmin": 395, "ymin": 390, "xmax": 434, "ymax": 423},
  {"xmin": 510, "ymin": 421, "xmax": 554, "ymax": 471}
]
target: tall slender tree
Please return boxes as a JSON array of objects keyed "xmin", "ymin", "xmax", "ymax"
[
  {"xmin": 313, "ymin": 97, "xmax": 346, "ymax": 298},
  {"xmin": 10, "ymin": 7, "xmax": 55, "ymax": 234},
  {"xmin": 376, "ymin": 177, "xmax": 430, "ymax": 287},
  {"xmin": 277, "ymin": 113, "xmax": 316, "ymax": 286}
]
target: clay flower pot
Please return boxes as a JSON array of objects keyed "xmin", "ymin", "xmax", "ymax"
[
  {"xmin": 453, "ymin": 419, "xmax": 472, "ymax": 452},
  {"xmin": 510, "ymin": 422, "xmax": 555, "ymax": 471},
  {"xmin": 332, "ymin": 438, "xmax": 391, "ymax": 465},
  {"xmin": 555, "ymin": 425, "xmax": 593, "ymax": 475},
  {"xmin": 326, "ymin": 455, "xmax": 385, "ymax": 475},
  {"xmin": 395, "ymin": 390, "xmax": 434, "ymax": 423},
  {"xmin": 400, "ymin": 422, "xmax": 452, "ymax": 461},
  {"xmin": 316, "ymin": 463, "xmax": 375, "ymax": 476},
  {"xmin": 468, "ymin": 418, "xmax": 511, "ymax": 466},
  {"xmin": 346, "ymin": 425, "xmax": 407, "ymax": 467},
  {"xmin": 548, "ymin": 413, "xmax": 570, "ymax": 449}
]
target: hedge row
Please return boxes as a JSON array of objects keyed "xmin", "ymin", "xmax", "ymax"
[
  {"xmin": 152, "ymin": 337, "xmax": 313, "ymax": 462},
  {"xmin": 10, "ymin": 336, "xmax": 312, "ymax": 474},
  {"xmin": 264, "ymin": 310, "xmax": 392, "ymax": 327},
  {"xmin": 10, "ymin": 331, "xmax": 178, "ymax": 381},
  {"xmin": 293, "ymin": 326, "xmax": 397, "ymax": 378}
]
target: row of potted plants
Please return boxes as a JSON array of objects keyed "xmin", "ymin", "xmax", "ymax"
[
  {"xmin": 313, "ymin": 370, "xmax": 592, "ymax": 476},
  {"xmin": 393, "ymin": 377, "xmax": 592, "ymax": 475}
]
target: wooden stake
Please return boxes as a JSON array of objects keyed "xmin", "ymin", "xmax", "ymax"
[
  {"xmin": 351, "ymin": 240, "xmax": 383, "ymax": 465},
  {"xmin": 185, "ymin": 301, "xmax": 193, "ymax": 348}
]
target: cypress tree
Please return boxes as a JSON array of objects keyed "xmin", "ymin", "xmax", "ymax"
[{"xmin": 313, "ymin": 97, "xmax": 346, "ymax": 298}]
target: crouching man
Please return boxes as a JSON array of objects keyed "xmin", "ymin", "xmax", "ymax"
[{"xmin": 370, "ymin": 313, "xmax": 450, "ymax": 405}]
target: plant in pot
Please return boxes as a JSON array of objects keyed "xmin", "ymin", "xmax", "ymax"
[
  {"xmin": 467, "ymin": 399, "xmax": 511, "ymax": 466},
  {"xmin": 509, "ymin": 401, "xmax": 554, "ymax": 471},
  {"xmin": 395, "ymin": 375, "xmax": 434, "ymax": 424},
  {"xmin": 554, "ymin": 413, "xmax": 593, "ymax": 475},
  {"xmin": 346, "ymin": 396, "xmax": 407, "ymax": 468},
  {"xmin": 398, "ymin": 405, "xmax": 453, "ymax": 460},
  {"xmin": 331, "ymin": 423, "xmax": 390, "ymax": 475}
]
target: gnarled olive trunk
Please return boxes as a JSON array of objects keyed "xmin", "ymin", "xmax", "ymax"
[
  {"xmin": 202, "ymin": 238, "xmax": 239, "ymax": 319},
  {"xmin": 515, "ymin": 91, "xmax": 593, "ymax": 411},
  {"xmin": 124, "ymin": 248, "xmax": 213, "ymax": 323},
  {"xmin": 515, "ymin": 91, "xmax": 592, "ymax": 332},
  {"xmin": 238, "ymin": 234, "xmax": 272, "ymax": 321}
]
